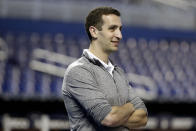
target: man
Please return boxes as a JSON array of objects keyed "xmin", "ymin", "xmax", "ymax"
[{"xmin": 62, "ymin": 7, "xmax": 148, "ymax": 131}]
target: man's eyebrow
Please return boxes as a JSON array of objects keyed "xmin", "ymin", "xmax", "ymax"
[
  {"xmin": 108, "ymin": 25, "xmax": 122, "ymax": 30},
  {"xmin": 108, "ymin": 25, "xmax": 117, "ymax": 29},
  {"xmin": 108, "ymin": 25, "xmax": 122, "ymax": 29}
]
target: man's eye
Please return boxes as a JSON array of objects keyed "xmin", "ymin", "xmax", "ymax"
[
  {"xmin": 109, "ymin": 28, "xmax": 115, "ymax": 32},
  {"xmin": 109, "ymin": 27, "xmax": 116, "ymax": 31}
]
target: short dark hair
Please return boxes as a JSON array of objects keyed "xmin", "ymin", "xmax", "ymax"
[{"xmin": 85, "ymin": 7, "xmax": 121, "ymax": 41}]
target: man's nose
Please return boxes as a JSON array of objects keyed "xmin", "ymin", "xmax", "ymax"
[{"xmin": 115, "ymin": 29, "xmax": 122, "ymax": 40}]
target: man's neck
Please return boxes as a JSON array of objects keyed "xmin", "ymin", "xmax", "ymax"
[{"xmin": 89, "ymin": 42, "xmax": 109, "ymax": 64}]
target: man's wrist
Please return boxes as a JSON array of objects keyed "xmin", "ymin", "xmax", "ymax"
[{"xmin": 126, "ymin": 103, "xmax": 135, "ymax": 114}]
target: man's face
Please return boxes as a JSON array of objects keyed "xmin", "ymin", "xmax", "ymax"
[{"xmin": 96, "ymin": 14, "xmax": 122, "ymax": 53}]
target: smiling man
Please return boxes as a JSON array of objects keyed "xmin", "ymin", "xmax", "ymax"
[{"xmin": 62, "ymin": 7, "xmax": 148, "ymax": 131}]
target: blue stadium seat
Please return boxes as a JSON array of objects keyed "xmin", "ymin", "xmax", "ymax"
[{"xmin": 0, "ymin": 29, "xmax": 196, "ymax": 102}]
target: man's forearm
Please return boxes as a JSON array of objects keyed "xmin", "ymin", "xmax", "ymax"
[
  {"xmin": 101, "ymin": 103, "xmax": 135, "ymax": 127},
  {"xmin": 123, "ymin": 109, "xmax": 147, "ymax": 129}
]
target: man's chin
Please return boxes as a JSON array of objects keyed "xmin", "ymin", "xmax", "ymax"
[{"xmin": 109, "ymin": 47, "xmax": 118, "ymax": 53}]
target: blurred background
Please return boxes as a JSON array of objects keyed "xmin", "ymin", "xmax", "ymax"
[{"xmin": 0, "ymin": 0, "xmax": 196, "ymax": 130}]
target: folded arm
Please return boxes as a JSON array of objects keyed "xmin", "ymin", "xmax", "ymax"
[
  {"xmin": 101, "ymin": 103, "xmax": 135, "ymax": 127},
  {"xmin": 101, "ymin": 103, "xmax": 147, "ymax": 128},
  {"xmin": 65, "ymin": 65, "xmax": 148, "ymax": 129},
  {"xmin": 125, "ymin": 77, "xmax": 148, "ymax": 129},
  {"xmin": 123, "ymin": 109, "xmax": 147, "ymax": 129}
]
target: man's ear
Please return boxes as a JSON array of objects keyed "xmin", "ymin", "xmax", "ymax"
[{"xmin": 89, "ymin": 26, "xmax": 98, "ymax": 39}]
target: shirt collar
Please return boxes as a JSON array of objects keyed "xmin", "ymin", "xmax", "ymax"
[{"xmin": 83, "ymin": 49, "xmax": 114, "ymax": 75}]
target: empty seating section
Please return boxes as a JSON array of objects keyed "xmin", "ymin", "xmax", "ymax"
[{"xmin": 0, "ymin": 30, "xmax": 196, "ymax": 102}]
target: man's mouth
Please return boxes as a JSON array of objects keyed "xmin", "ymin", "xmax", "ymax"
[{"xmin": 111, "ymin": 41, "xmax": 119, "ymax": 46}]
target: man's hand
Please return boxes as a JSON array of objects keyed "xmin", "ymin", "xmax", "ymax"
[
  {"xmin": 101, "ymin": 103, "xmax": 135, "ymax": 127},
  {"xmin": 123, "ymin": 109, "xmax": 147, "ymax": 129}
]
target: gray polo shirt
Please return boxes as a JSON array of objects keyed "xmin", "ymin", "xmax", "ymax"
[{"xmin": 62, "ymin": 51, "xmax": 147, "ymax": 131}]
